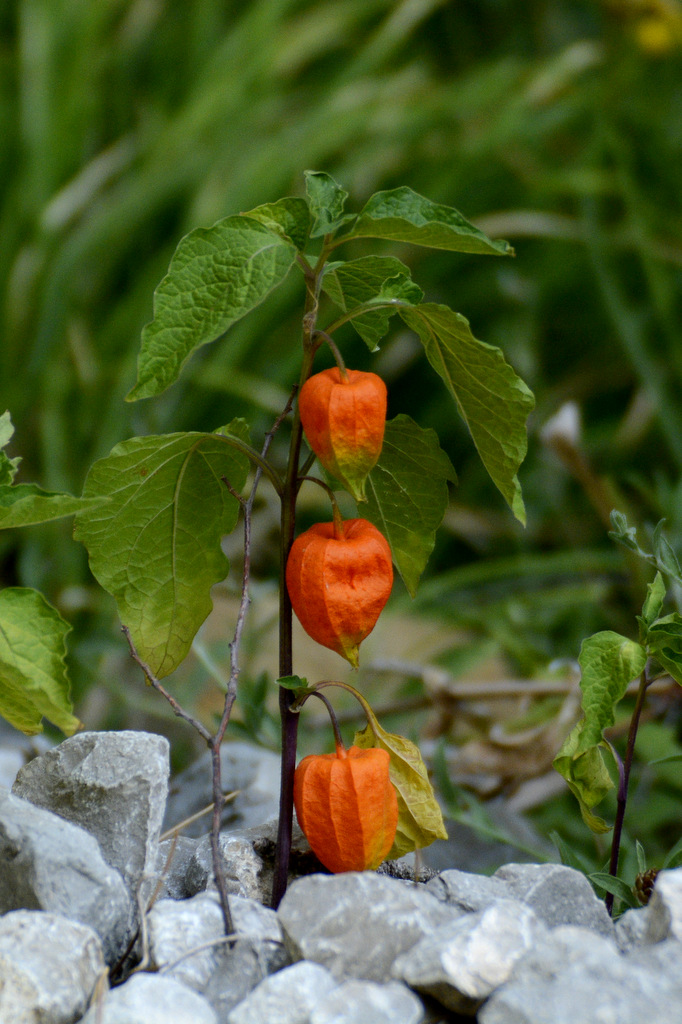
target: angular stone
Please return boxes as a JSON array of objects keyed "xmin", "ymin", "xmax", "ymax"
[
  {"xmin": 163, "ymin": 741, "xmax": 280, "ymax": 838},
  {"xmin": 643, "ymin": 867, "xmax": 682, "ymax": 942},
  {"xmin": 0, "ymin": 910, "xmax": 104, "ymax": 1024},
  {"xmin": 0, "ymin": 791, "xmax": 132, "ymax": 963},
  {"xmin": 615, "ymin": 906, "xmax": 649, "ymax": 952},
  {"xmin": 426, "ymin": 868, "xmax": 509, "ymax": 913},
  {"xmin": 492, "ymin": 862, "xmax": 614, "ymax": 936},
  {"xmin": 277, "ymin": 872, "xmax": 457, "ymax": 982},
  {"xmin": 13, "ymin": 730, "xmax": 169, "ymax": 908},
  {"xmin": 226, "ymin": 961, "xmax": 338, "ymax": 1024},
  {"xmin": 184, "ymin": 818, "xmax": 317, "ymax": 903},
  {"xmin": 154, "ymin": 835, "xmax": 200, "ymax": 900},
  {"xmin": 80, "ymin": 972, "xmax": 218, "ymax": 1024},
  {"xmin": 185, "ymin": 831, "xmax": 266, "ymax": 901},
  {"xmin": 148, "ymin": 890, "xmax": 285, "ymax": 993},
  {"xmin": 393, "ymin": 899, "xmax": 544, "ymax": 1014},
  {"xmin": 478, "ymin": 925, "xmax": 682, "ymax": 1024},
  {"xmin": 310, "ymin": 979, "xmax": 425, "ymax": 1024}
]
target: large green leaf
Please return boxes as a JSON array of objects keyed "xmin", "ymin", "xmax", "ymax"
[
  {"xmin": 304, "ymin": 170, "xmax": 354, "ymax": 238},
  {"xmin": 240, "ymin": 197, "xmax": 311, "ymax": 252},
  {"xmin": 127, "ymin": 216, "xmax": 296, "ymax": 400},
  {"xmin": 0, "ymin": 588, "xmax": 80, "ymax": 735},
  {"xmin": 73, "ymin": 431, "xmax": 249, "ymax": 678},
  {"xmin": 343, "ymin": 186, "xmax": 513, "ymax": 255},
  {"xmin": 322, "ymin": 256, "xmax": 423, "ymax": 350},
  {"xmin": 400, "ymin": 303, "xmax": 534, "ymax": 523},
  {"xmin": 0, "ymin": 411, "xmax": 106, "ymax": 527},
  {"xmin": 364, "ymin": 415, "xmax": 456, "ymax": 597}
]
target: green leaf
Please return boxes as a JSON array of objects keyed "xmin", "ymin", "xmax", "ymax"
[
  {"xmin": 640, "ymin": 571, "xmax": 666, "ymax": 634},
  {"xmin": 127, "ymin": 216, "xmax": 296, "ymax": 401},
  {"xmin": 0, "ymin": 411, "xmax": 107, "ymax": 528},
  {"xmin": 353, "ymin": 706, "xmax": 447, "ymax": 859},
  {"xmin": 589, "ymin": 871, "xmax": 638, "ymax": 908},
  {"xmin": 73, "ymin": 432, "xmax": 249, "ymax": 678},
  {"xmin": 400, "ymin": 303, "xmax": 534, "ymax": 523},
  {"xmin": 553, "ymin": 723, "xmax": 614, "ymax": 834},
  {"xmin": 653, "ymin": 520, "xmax": 682, "ymax": 582},
  {"xmin": 240, "ymin": 197, "xmax": 311, "ymax": 251},
  {"xmin": 363, "ymin": 415, "xmax": 456, "ymax": 597},
  {"xmin": 576, "ymin": 631, "xmax": 647, "ymax": 749},
  {"xmin": 304, "ymin": 170, "xmax": 353, "ymax": 238},
  {"xmin": 344, "ymin": 186, "xmax": 513, "ymax": 256},
  {"xmin": 0, "ymin": 483, "xmax": 107, "ymax": 529},
  {"xmin": 0, "ymin": 411, "xmax": 21, "ymax": 486},
  {"xmin": 635, "ymin": 839, "xmax": 647, "ymax": 874},
  {"xmin": 554, "ymin": 631, "xmax": 646, "ymax": 834},
  {"xmin": 0, "ymin": 588, "xmax": 80, "ymax": 735},
  {"xmin": 322, "ymin": 256, "xmax": 423, "ymax": 350},
  {"xmin": 277, "ymin": 674, "xmax": 309, "ymax": 691},
  {"xmin": 645, "ymin": 613, "xmax": 682, "ymax": 685}
]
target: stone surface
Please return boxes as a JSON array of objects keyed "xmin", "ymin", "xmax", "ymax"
[
  {"xmin": 13, "ymin": 730, "xmax": 169, "ymax": 907},
  {"xmin": 148, "ymin": 890, "xmax": 285, "ymax": 992},
  {"xmin": 185, "ymin": 831, "xmax": 267, "ymax": 901},
  {"xmin": 478, "ymin": 925, "xmax": 682, "ymax": 1024},
  {"xmin": 393, "ymin": 899, "xmax": 544, "ymax": 1014},
  {"xmin": 154, "ymin": 835, "xmax": 200, "ymax": 900},
  {"xmin": 643, "ymin": 867, "xmax": 682, "ymax": 942},
  {"xmin": 615, "ymin": 906, "xmax": 649, "ymax": 951},
  {"xmin": 0, "ymin": 910, "xmax": 104, "ymax": 1024},
  {"xmin": 225, "ymin": 961, "xmax": 338, "ymax": 1024},
  {"xmin": 492, "ymin": 862, "xmax": 614, "ymax": 936},
  {"xmin": 0, "ymin": 790, "xmax": 132, "ymax": 963},
  {"xmin": 163, "ymin": 741, "xmax": 280, "ymax": 838},
  {"xmin": 277, "ymin": 872, "xmax": 456, "ymax": 982},
  {"xmin": 310, "ymin": 979, "xmax": 425, "ymax": 1024},
  {"xmin": 80, "ymin": 972, "xmax": 218, "ymax": 1024},
  {"xmin": 426, "ymin": 868, "xmax": 509, "ymax": 913},
  {"xmin": 184, "ymin": 817, "xmax": 318, "ymax": 904}
]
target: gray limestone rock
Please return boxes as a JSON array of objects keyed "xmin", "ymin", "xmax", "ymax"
[
  {"xmin": 393, "ymin": 899, "xmax": 545, "ymax": 1015},
  {"xmin": 310, "ymin": 979, "xmax": 425, "ymax": 1024},
  {"xmin": 226, "ymin": 961, "xmax": 338, "ymax": 1024},
  {"xmin": 153, "ymin": 835, "xmax": 200, "ymax": 900},
  {"xmin": 277, "ymin": 872, "xmax": 457, "ymax": 982},
  {"xmin": 492, "ymin": 862, "xmax": 614, "ymax": 936},
  {"xmin": 184, "ymin": 817, "xmax": 317, "ymax": 903},
  {"xmin": 13, "ymin": 730, "xmax": 169, "ymax": 908},
  {"xmin": 163, "ymin": 741, "xmax": 280, "ymax": 838},
  {"xmin": 147, "ymin": 890, "xmax": 285, "ymax": 993},
  {"xmin": 615, "ymin": 906, "xmax": 649, "ymax": 951},
  {"xmin": 185, "ymin": 831, "xmax": 267, "ymax": 901},
  {"xmin": 0, "ymin": 910, "xmax": 105, "ymax": 1024},
  {"xmin": 79, "ymin": 972, "xmax": 218, "ymax": 1024},
  {"xmin": 478, "ymin": 925, "xmax": 682, "ymax": 1024},
  {"xmin": 426, "ymin": 868, "xmax": 509, "ymax": 913},
  {"xmin": 643, "ymin": 867, "xmax": 682, "ymax": 942},
  {"xmin": 0, "ymin": 790, "xmax": 133, "ymax": 963}
]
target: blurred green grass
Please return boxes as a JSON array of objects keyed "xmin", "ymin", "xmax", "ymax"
[{"xmin": 1, "ymin": 0, "xmax": 682, "ymax": 866}]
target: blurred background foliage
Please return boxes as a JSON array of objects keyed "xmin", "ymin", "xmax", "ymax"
[{"xmin": 2, "ymin": 0, "xmax": 682, "ymax": 882}]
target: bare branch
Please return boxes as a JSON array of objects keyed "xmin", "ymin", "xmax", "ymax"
[{"xmin": 121, "ymin": 625, "xmax": 213, "ymax": 746}]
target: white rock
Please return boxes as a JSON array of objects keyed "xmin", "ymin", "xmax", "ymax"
[
  {"xmin": 80, "ymin": 972, "xmax": 218, "ymax": 1024},
  {"xmin": 0, "ymin": 910, "xmax": 104, "ymax": 1024}
]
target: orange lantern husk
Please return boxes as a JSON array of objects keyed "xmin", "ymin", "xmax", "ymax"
[
  {"xmin": 294, "ymin": 744, "xmax": 398, "ymax": 873},
  {"xmin": 298, "ymin": 368, "xmax": 387, "ymax": 502},
  {"xmin": 285, "ymin": 517, "xmax": 393, "ymax": 668}
]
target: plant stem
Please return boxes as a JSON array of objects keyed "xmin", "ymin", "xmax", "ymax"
[
  {"xmin": 271, "ymin": 264, "xmax": 323, "ymax": 908},
  {"xmin": 605, "ymin": 665, "xmax": 651, "ymax": 915}
]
